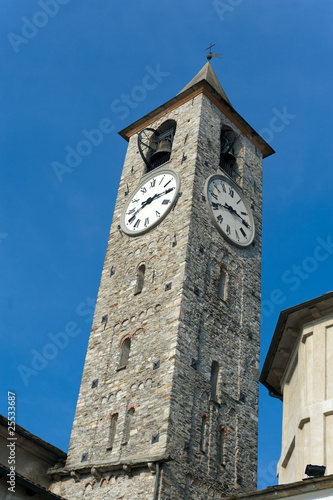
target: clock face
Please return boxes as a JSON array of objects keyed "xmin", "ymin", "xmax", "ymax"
[
  {"xmin": 204, "ymin": 174, "xmax": 255, "ymax": 247},
  {"xmin": 120, "ymin": 168, "xmax": 180, "ymax": 236}
]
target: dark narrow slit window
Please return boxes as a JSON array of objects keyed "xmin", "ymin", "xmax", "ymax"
[
  {"xmin": 210, "ymin": 361, "xmax": 219, "ymax": 401},
  {"xmin": 122, "ymin": 407, "xmax": 135, "ymax": 445},
  {"xmin": 218, "ymin": 269, "xmax": 228, "ymax": 301},
  {"xmin": 107, "ymin": 413, "xmax": 118, "ymax": 450},
  {"xmin": 119, "ymin": 338, "xmax": 131, "ymax": 369},
  {"xmin": 200, "ymin": 414, "xmax": 208, "ymax": 453},
  {"xmin": 219, "ymin": 425, "xmax": 226, "ymax": 465},
  {"xmin": 134, "ymin": 264, "xmax": 145, "ymax": 295}
]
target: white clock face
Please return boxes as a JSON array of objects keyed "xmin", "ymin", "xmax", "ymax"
[
  {"xmin": 120, "ymin": 168, "xmax": 180, "ymax": 236},
  {"xmin": 204, "ymin": 174, "xmax": 255, "ymax": 247}
]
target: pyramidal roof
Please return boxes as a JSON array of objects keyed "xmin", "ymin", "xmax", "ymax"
[{"xmin": 179, "ymin": 61, "xmax": 231, "ymax": 106}]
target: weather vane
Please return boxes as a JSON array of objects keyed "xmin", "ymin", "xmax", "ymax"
[{"xmin": 205, "ymin": 42, "xmax": 222, "ymax": 61}]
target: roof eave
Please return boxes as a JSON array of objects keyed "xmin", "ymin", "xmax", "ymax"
[{"xmin": 119, "ymin": 80, "xmax": 275, "ymax": 159}]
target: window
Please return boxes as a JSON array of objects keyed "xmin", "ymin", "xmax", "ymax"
[
  {"xmin": 107, "ymin": 413, "xmax": 118, "ymax": 450},
  {"xmin": 218, "ymin": 268, "xmax": 228, "ymax": 301},
  {"xmin": 134, "ymin": 264, "xmax": 145, "ymax": 295},
  {"xmin": 200, "ymin": 414, "xmax": 208, "ymax": 453},
  {"xmin": 122, "ymin": 407, "xmax": 135, "ymax": 445},
  {"xmin": 218, "ymin": 425, "xmax": 227, "ymax": 465},
  {"xmin": 119, "ymin": 338, "xmax": 131, "ymax": 369},
  {"xmin": 210, "ymin": 361, "xmax": 219, "ymax": 401}
]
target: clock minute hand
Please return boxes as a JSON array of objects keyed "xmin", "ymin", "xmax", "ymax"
[
  {"xmin": 152, "ymin": 187, "xmax": 175, "ymax": 200},
  {"xmin": 135, "ymin": 187, "xmax": 175, "ymax": 214},
  {"xmin": 141, "ymin": 187, "xmax": 175, "ymax": 207}
]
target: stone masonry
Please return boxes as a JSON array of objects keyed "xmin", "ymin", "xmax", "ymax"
[{"xmin": 49, "ymin": 63, "xmax": 273, "ymax": 499}]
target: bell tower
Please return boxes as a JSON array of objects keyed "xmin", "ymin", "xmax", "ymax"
[{"xmin": 50, "ymin": 61, "xmax": 274, "ymax": 499}]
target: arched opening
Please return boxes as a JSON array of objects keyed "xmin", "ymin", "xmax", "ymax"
[
  {"xmin": 210, "ymin": 361, "xmax": 219, "ymax": 401},
  {"xmin": 134, "ymin": 264, "xmax": 145, "ymax": 295},
  {"xmin": 119, "ymin": 338, "xmax": 131, "ymax": 369}
]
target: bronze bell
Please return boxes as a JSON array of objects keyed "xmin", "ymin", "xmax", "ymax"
[
  {"xmin": 150, "ymin": 139, "xmax": 172, "ymax": 163},
  {"xmin": 220, "ymin": 134, "xmax": 236, "ymax": 166},
  {"xmin": 221, "ymin": 148, "xmax": 236, "ymax": 167},
  {"xmin": 222, "ymin": 149, "xmax": 236, "ymax": 166}
]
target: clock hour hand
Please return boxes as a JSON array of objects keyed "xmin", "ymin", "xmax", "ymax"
[
  {"xmin": 225, "ymin": 203, "xmax": 251, "ymax": 229},
  {"xmin": 212, "ymin": 201, "xmax": 237, "ymax": 214},
  {"xmin": 133, "ymin": 192, "xmax": 160, "ymax": 214}
]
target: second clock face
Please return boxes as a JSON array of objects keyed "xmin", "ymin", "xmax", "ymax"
[
  {"xmin": 204, "ymin": 174, "xmax": 255, "ymax": 247},
  {"xmin": 120, "ymin": 168, "xmax": 180, "ymax": 236}
]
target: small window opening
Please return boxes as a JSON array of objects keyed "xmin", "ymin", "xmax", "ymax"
[
  {"xmin": 119, "ymin": 338, "xmax": 131, "ymax": 369},
  {"xmin": 107, "ymin": 413, "xmax": 118, "ymax": 450},
  {"xmin": 122, "ymin": 408, "xmax": 135, "ymax": 445},
  {"xmin": 210, "ymin": 361, "xmax": 219, "ymax": 401},
  {"xmin": 218, "ymin": 269, "xmax": 228, "ymax": 301},
  {"xmin": 200, "ymin": 414, "xmax": 208, "ymax": 453},
  {"xmin": 134, "ymin": 264, "xmax": 145, "ymax": 295}
]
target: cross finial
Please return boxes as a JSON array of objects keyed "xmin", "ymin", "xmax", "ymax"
[{"xmin": 205, "ymin": 42, "xmax": 222, "ymax": 61}]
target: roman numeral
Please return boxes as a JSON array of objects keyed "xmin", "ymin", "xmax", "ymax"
[
  {"xmin": 141, "ymin": 187, "xmax": 147, "ymax": 194},
  {"xmin": 217, "ymin": 215, "xmax": 223, "ymax": 224},
  {"xmin": 210, "ymin": 191, "xmax": 218, "ymax": 200},
  {"xmin": 212, "ymin": 202, "xmax": 219, "ymax": 211},
  {"xmin": 156, "ymin": 211, "xmax": 161, "ymax": 217},
  {"xmin": 127, "ymin": 208, "xmax": 136, "ymax": 215},
  {"xmin": 150, "ymin": 179, "xmax": 156, "ymax": 188},
  {"xmin": 162, "ymin": 199, "xmax": 170, "ymax": 205},
  {"xmin": 235, "ymin": 229, "xmax": 240, "ymax": 241},
  {"xmin": 164, "ymin": 180, "xmax": 171, "ymax": 188},
  {"xmin": 221, "ymin": 183, "xmax": 226, "ymax": 193},
  {"xmin": 213, "ymin": 183, "xmax": 221, "ymax": 193},
  {"xmin": 159, "ymin": 175, "xmax": 165, "ymax": 185},
  {"xmin": 229, "ymin": 188, "xmax": 234, "ymax": 198},
  {"xmin": 226, "ymin": 224, "xmax": 231, "ymax": 235},
  {"xmin": 236, "ymin": 199, "xmax": 241, "ymax": 204},
  {"xmin": 240, "ymin": 227, "xmax": 247, "ymax": 238},
  {"xmin": 144, "ymin": 217, "xmax": 149, "ymax": 227},
  {"xmin": 133, "ymin": 198, "xmax": 140, "ymax": 203},
  {"xmin": 134, "ymin": 219, "xmax": 141, "ymax": 229}
]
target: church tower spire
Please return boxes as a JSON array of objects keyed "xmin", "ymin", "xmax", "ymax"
[
  {"xmin": 178, "ymin": 60, "xmax": 232, "ymax": 105},
  {"xmin": 50, "ymin": 61, "xmax": 274, "ymax": 499}
]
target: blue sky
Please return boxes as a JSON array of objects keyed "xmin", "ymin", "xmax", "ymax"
[{"xmin": 1, "ymin": 0, "xmax": 332, "ymax": 489}]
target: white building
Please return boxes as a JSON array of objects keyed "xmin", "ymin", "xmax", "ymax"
[{"xmin": 260, "ymin": 291, "xmax": 333, "ymax": 485}]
